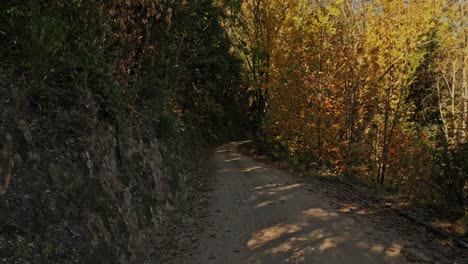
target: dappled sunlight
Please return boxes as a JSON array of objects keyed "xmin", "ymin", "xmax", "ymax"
[
  {"xmin": 264, "ymin": 230, "xmax": 322, "ymax": 258},
  {"xmin": 302, "ymin": 208, "xmax": 339, "ymax": 219},
  {"xmin": 385, "ymin": 243, "xmax": 403, "ymax": 257},
  {"xmin": 356, "ymin": 209, "xmax": 370, "ymax": 215},
  {"xmin": 247, "ymin": 224, "xmax": 304, "ymax": 250},
  {"xmin": 242, "ymin": 166, "xmax": 265, "ymax": 172},
  {"xmin": 355, "ymin": 241, "xmax": 403, "ymax": 258},
  {"xmin": 263, "ymin": 228, "xmax": 340, "ymax": 255},
  {"xmin": 205, "ymin": 142, "xmax": 407, "ymax": 263},
  {"xmin": 232, "ymin": 140, "xmax": 253, "ymax": 145},
  {"xmin": 255, "ymin": 200, "xmax": 277, "ymax": 209},
  {"xmin": 357, "ymin": 241, "xmax": 384, "ymax": 254},
  {"xmin": 247, "ymin": 205, "xmax": 349, "ymax": 256},
  {"xmin": 270, "ymin": 183, "xmax": 302, "ymax": 192},
  {"xmin": 319, "ymin": 237, "xmax": 345, "ymax": 252},
  {"xmin": 253, "ymin": 183, "xmax": 278, "ymax": 190},
  {"xmin": 287, "ymin": 247, "xmax": 315, "ymax": 263},
  {"xmin": 224, "ymin": 157, "xmax": 243, "ymax": 162},
  {"xmin": 338, "ymin": 205, "xmax": 358, "ymax": 213},
  {"xmin": 244, "ymin": 203, "xmax": 404, "ymax": 262},
  {"xmin": 254, "ymin": 183, "xmax": 303, "ymax": 197},
  {"xmin": 337, "ymin": 204, "xmax": 372, "ymax": 215},
  {"xmin": 253, "ymin": 183, "xmax": 302, "ymax": 194},
  {"xmin": 253, "ymin": 183, "xmax": 303, "ymax": 208},
  {"xmin": 370, "ymin": 244, "xmax": 385, "ymax": 254}
]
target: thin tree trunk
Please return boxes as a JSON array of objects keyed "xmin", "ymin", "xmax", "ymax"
[
  {"xmin": 462, "ymin": 56, "xmax": 467, "ymax": 142},
  {"xmin": 317, "ymin": 9, "xmax": 324, "ymax": 165},
  {"xmin": 437, "ymin": 78, "xmax": 450, "ymax": 144},
  {"xmin": 380, "ymin": 69, "xmax": 393, "ymax": 186},
  {"xmin": 461, "ymin": 0, "xmax": 467, "ymax": 143},
  {"xmin": 380, "ymin": 95, "xmax": 390, "ymax": 185},
  {"xmin": 452, "ymin": 63, "xmax": 457, "ymax": 140}
]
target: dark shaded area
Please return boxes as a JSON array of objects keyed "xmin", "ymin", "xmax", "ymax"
[{"xmin": 0, "ymin": 0, "xmax": 249, "ymax": 263}]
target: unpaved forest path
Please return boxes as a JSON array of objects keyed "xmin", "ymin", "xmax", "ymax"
[{"xmin": 193, "ymin": 141, "xmax": 406, "ymax": 264}]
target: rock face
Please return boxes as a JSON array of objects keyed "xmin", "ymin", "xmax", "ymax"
[{"xmin": 0, "ymin": 65, "xmax": 189, "ymax": 263}]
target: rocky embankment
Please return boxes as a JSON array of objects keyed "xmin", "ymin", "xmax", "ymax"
[{"xmin": 0, "ymin": 64, "xmax": 192, "ymax": 263}]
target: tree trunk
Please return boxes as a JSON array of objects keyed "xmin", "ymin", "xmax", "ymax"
[
  {"xmin": 380, "ymin": 101, "xmax": 390, "ymax": 186},
  {"xmin": 462, "ymin": 56, "xmax": 467, "ymax": 143},
  {"xmin": 437, "ymin": 78, "xmax": 451, "ymax": 144},
  {"xmin": 452, "ymin": 63, "xmax": 457, "ymax": 140},
  {"xmin": 380, "ymin": 70, "xmax": 393, "ymax": 186}
]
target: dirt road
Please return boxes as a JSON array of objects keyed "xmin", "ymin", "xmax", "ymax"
[{"xmin": 192, "ymin": 142, "xmax": 407, "ymax": 264}]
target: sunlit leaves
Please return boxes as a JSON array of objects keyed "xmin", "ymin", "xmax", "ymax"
[
  {"xmin": 241, "ymin": 0, "xmax": 463, "ymax": 186},
  {"xmin": 434, "ymin": 0, "xmax": 468, "ymax": 144}
]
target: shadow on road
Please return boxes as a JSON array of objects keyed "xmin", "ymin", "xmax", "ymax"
[{"xmin": 195, "ymin": 141, "xmax": 405, "ymax": 264}]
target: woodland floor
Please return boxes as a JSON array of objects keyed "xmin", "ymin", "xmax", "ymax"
[{"xmin": 139, "ymin": 141, "xmax": 468, "ymax": 264}]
